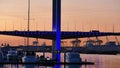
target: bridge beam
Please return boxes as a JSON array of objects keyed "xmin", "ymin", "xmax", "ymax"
[{"xmin": 52, "ymin": 0, "xmax": 61, "ymax": 62}]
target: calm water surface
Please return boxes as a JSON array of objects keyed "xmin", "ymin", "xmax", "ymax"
[{"xmin": 2, "ymin": 53, "xmax": 120, "ymax": 68}]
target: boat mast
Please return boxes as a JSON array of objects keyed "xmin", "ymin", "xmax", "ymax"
[
  {"xmin": 113, "ymin": 24, "xmax": 120, "ymax": 45},
  {"xmin": 27, "ymin": 0, "xmax": 30, "ymax": 46}
]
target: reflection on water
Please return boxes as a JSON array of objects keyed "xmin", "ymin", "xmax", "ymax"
[
  {"xmin": 81, "ymin": 54, "xmax": 120, "ymax": 68},
  {"xmin": 24, "ymin": 64, "xmax": 36, "ymax": 68},
  {"xmin": 0, "ymin": 64, "xmax": 81, "ymax": 68},
  {"xmin": 2, "ymin": 53, "xmax": 120, "ymax": 68},
  {"xmin": 65, "ymin": 64, "xmax": 81, "ymax": 68}
]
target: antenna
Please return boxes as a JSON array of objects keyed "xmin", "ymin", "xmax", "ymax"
[
  {"xmin": 97, "ymin": 24, "xmax": 99, "ymax": 30},
  {"xmin": 105, "ymin": 24, "xmax": 107, "ymax": 32},
  {"xmin": 35, "ymin": 20, "xmax": 39, "ymax": 46},
  {"xmin": 20, "ymin": 22, "xmax": 22, "ymax": 31},
  {"xmin": 90, "ymin": 24, "xmax": 92, "ymax": 31},
  {"xmin": 67, "ymin": 22, "xmax": 69, "ymax": 31},
  {"xmin": 5, "ymin": 22, "xmax": 6, "ymax": 31},
  {"xmin": 75, "ymin": 23, "xmax": 76, "ymax": 31},
  {"xmin": 24, "ymin": 29, "xmax": 26, "ymax": 46},
  {"xmin": 113, "ymin": 24, "xmax": 119, "ymax": 45},
  {"xmin": 67, "ymin": 17, "xmax": 69, "ymax": 31},
  {"xmin": 115, "ymin": 36, "xmax": 119, "ymax": 45},
  {"xmin": 105, "ymin": 24, "xmax": 109, "ymax": 42},
  {"xmin": 112, "ymin": 24, "xmax": 114, "ymax": 33},
  {"xmin": 82, "ymin": 24, "xmax": 84, "ymax": 31},
  {"xmin": 35, "ymin": 22, "xmax": 37, "ymax": 31},
  {"xmin": 44, "ymin": 23, "xmax": 45, "ymax": 31},
  {"xmin": 13, "ymin": 22, "xmax": 14, "ymax": 30}
]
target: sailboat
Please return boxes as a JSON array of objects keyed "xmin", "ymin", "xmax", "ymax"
[{"xmin": 22, "ymin": 0, "xmax": 37, "ymax": 65}]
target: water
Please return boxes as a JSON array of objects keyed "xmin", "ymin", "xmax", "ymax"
[
  {"xmin": 80, "ymin": 54, "xmax": 120, "ymax": 68},
  {"xmin": 2, "ymin": 54, "xmax": 120, "ymax": 68}
]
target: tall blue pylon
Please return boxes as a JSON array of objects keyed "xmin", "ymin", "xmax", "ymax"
[{"xmin": 52, "ymin": 0, "xmax": 61, "ymax": 63}]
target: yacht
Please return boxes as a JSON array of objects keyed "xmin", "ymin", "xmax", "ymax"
[
  {"xmin": 0, "ymin": 47, "xmax": 3, "ymax": 62},
  {"xmin": 65, "ymin": 52, "xmax": 82, "ymax": 63},
  {"xmin": 65, "ymin": 39, "xmax": 82, "ymax": 63},
  {"xmin": 65, "ymin": 52, "xmax": 82, "ymax": 68},
  {"xmin": 7, "ymin": 49, "xmax": 18, "ymax": 62},
  {"xmin": 65, "ymin": 39, "xmax": 82, "ymax": 68},
  {"xmin": 22, "ymin": 51, "xmax": 37, "ymax": 62},
  {"xmin": 105, "ymin": 41, "xmax": 116, "ymax": 46},
  {"xmin": 22, "ymin": 51, "xmax": 37, "ymax": 68}
]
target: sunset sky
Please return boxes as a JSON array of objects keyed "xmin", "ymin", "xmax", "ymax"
[{"xmin": 0, "ymin": 0, "xmax": 120, "ymax": 46}]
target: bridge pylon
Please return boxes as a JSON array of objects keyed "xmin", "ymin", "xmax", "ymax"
[{"xmin": 52, "ymin": 0, "xmax": 61, "ymax": 62}]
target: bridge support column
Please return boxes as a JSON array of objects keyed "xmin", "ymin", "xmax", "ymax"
[{"xmin": 52, "ymin": 0, "xmax": 61, "ymax": 62}]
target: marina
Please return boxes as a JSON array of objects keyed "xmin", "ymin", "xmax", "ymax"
[
  {"xmin": 0, "ymin": 54, "xmax": 119, "ymax": 68},
  {"xmin": 0, "ymin": 0, "xmax": 120, "ymax": 68}
]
